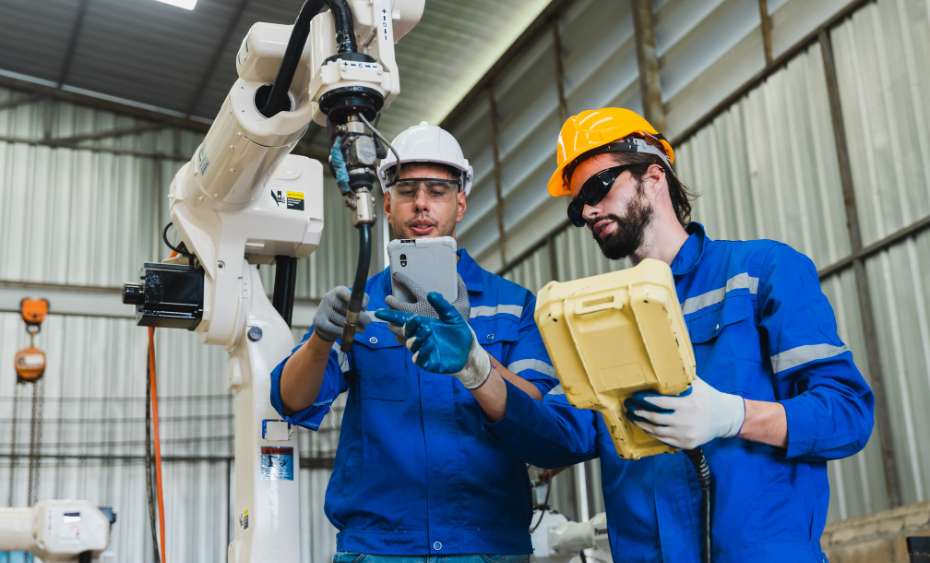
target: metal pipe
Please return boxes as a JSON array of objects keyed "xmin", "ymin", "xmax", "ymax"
[{"xmin": 574, "ymin": 463, "xmax": 590, "ymax": 523}]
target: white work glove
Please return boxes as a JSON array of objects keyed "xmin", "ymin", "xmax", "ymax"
[
  {"xmin": 313, "ymin": 286, "xmax": 371, "ymax": 342},
  {"xmin": 453, "ymin": 328, "xmax": 493, "ymax": 389},
  {"xmin": 624, "ymin": 376, "xmax": 745, "ymax": 450}
]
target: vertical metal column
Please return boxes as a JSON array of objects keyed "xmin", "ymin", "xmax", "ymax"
[
  {"xmin": 487, "ymin": 87, "xmax": 508, "ymax": 266},
  {"xmin": 758, "ymin": 0, "xmax": 775, "ymax": 66},
  {"xmin": 632, "ymin": 0, "xmax": 666, "ymax": 131},
  {"xmin": 552, "ymin": 20, "xmax": 569, "ymax": 121},
  {"xmin": 549, "ymin": 20, "xmax": 569, "ymax": 285},
  {"xmin": 819, "ymin": 29, "xmax": 901, "ymax": 508}
]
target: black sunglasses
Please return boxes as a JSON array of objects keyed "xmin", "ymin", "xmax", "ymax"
[{"xmin": 567, "ymin": 165, "xmax": 633, "ymax": 227}]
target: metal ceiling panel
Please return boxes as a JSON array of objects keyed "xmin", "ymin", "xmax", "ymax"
[{"xmin": 0, "ymin": 0, "xmax": 81, "ymax": 83}]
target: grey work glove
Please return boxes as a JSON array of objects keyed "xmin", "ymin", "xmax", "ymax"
[
  {"xmin": 313, "ymin": 286, "xmax": 371, "ymax": 342},
  {"xmin": 386, "ymin": 270, "xmax": 470, "ymax": 320}
]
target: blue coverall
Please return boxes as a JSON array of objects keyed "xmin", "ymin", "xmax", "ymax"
[
  {"xmin": 488, "ymin": 223, "xmax": 874, "ymax": 562},
  {"xmin": 270, "ymin": 249, "xmax": 558, "ymax": 557}
]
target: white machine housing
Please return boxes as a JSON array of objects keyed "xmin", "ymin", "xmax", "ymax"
[
  {"xmin": 531, "ymin": 511, "xmax": 612, "ymax": 563},
  {"xmin": 162, "ymin": 2, "xmax": 423, "ymax": 562},
  {"xmin": 0, "ymin": 500, "xmax": 112, "ymax": 562},
  {"xmin": 308, "ymin": 0, "xmax": 424, "ymax": 125}
]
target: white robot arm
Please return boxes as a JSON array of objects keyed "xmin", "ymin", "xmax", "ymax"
[
  {"xmin": 122, "ymin": 2, "xmax": 423, "ymax": 562},
  {"xmin": 0, "ymin": 500, "xmax": 115, "ymax": 562},
  {"xmin": 531, "ymin": 511, "xmax": 612, "ymax": 563}
]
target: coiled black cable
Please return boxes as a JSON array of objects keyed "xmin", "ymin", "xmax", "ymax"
[{"xmin": 685, "ymin": 448, "xmax": 712, "ymax": 563}]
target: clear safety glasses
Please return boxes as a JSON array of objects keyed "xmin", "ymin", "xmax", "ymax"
[{"xmin": 390, "ymin": 178, "xmax": 461, "ymax": 202}]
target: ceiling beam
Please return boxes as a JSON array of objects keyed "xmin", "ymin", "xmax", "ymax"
[
  {"xmin": 185, "ymin": 0, "xmax": 251, "ymax": 116},
  {"xmin": 0, "ymin": 73, "xmax": 211, "ymax": 134},
  {"xmin": 49, "ymin": 123, "xmax": 167, "ymax": 146},
  {"xmin": 57, "ymin": 0, "xmax": 91, "ymax": 87}
]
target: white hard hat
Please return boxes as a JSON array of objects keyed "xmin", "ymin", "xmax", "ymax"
[{"xmin": 377, "ymin": 121, "xmax": 474, "ymax": 196}]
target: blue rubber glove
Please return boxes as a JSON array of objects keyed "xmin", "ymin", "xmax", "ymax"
[
  {"xmin": 376, "ymin": 291, "xmax": 492, "ymax": 389},
  {"xmin": 623, "ymin": 376, "xmax": 745, "ymax": 449}
]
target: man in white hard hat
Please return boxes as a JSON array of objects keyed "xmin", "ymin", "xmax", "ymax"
[{"xmin": 270, "ymin": 122, "xmax": 558, "ymax": 562}]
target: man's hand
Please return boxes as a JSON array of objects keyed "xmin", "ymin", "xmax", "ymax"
[
  {"xmin": 313, "ymin": 286, "xmax": 370, "ymax": 342},
  {"xmin": 376, "ymin": 292, "xmax": 491, "ymax": 389},
  {"xmin": 386, "ymin": 270, "xmax": 470, "ymax": 320},
  {"xmin": 624, "ymin": 376, "xmax": 745, "ymax": 450}
]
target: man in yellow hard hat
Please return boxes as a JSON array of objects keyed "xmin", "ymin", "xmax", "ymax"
[{"xmin": 379, "ymin": 107, "xmax": 875, "ymax": 562}]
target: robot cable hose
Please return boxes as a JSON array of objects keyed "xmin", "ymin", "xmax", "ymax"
[{"xmin": 685, "ymin": 448, "xmax": 713, "ymax": 563}]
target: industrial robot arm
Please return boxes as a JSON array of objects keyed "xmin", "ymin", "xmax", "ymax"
[
  {"xmin": 0, "ymin": 500, "xmax": 115, "ymax": 562},
  {"xmin": 122, "ymin": 2, "xmax": 423, "ymax": 561}
]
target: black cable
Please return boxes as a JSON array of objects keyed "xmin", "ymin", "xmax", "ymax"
[
  {"xmin": 341, "ymin": 222, "xmax": 372, "ymax": 350},
  {"xmin": 161, "ymin": 222, "xmax": 192, "ymax": 258},
  {"xmin": 528, "ymin": 479, "xmax": 552, "ymax": 533},
  {"xmin": 325, "ymin": 0, "xmax": 357, "ymax": 54},
  {"xmin": 261, "ymin": 0, "xmax": 357, "ymax": 118},
  {"xmin": 685, "ymin": 448, "xmax": 712, "ymax": 563},
  {"xmin": 272, "ymin": 255, "xmax": 299, "ymax": 326},
  {"xmin": 261, "ymin": 0, "xmax": 323, "ymax": 117}
]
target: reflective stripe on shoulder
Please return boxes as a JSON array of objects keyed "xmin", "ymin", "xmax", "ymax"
[
  {"xmin": 507, "ymin": 359, "xmax": 556, "ymax": 378},
  {"xmin": 470, "ymin": 304, "xmax": 524, "ymax": 319},
  {"xmin": 548, "ymin": 384, "xmax": 565, "ymax": 396},
  {"xmin": 770, "ymin": 343, "xmax": 849, "ymax": 374},
  {"xmin": 682, "ymin": 272, "xmax": 759, "ymax": 316}
]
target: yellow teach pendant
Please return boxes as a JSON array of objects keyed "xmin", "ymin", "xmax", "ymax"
[{"xmin": 535, "ymin": 259, "xmax": 696, "ymax": 460}]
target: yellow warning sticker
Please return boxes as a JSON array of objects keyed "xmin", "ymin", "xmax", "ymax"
[{"xmin": 286, "ymin": 191, "xmax": 305, "ymax": 211}]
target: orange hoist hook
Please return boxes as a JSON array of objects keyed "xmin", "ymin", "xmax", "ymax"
[{"xmin": 14, "ymin": 298, "xmax": 49, "ymax": 383}]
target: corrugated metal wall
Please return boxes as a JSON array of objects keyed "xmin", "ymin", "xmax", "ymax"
[
  {"xmin": 468, "ymin": 0, "xmax": 930, "ymax": 526},
  {"xmin": 0, "ymin": 86, "xmax": 348, "ymax": 560},
  {"xmin": 3, "ymin": 0, "xmax": 929, "ymax": 559},
  {"xmin": 833, "ymin": 0, "xmax": 930, "ymax": 508}
]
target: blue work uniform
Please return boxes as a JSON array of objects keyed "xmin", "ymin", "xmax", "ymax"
[
  {"xmin": 488, "ymin": 223, "xmax": 874, "ymax": 563},
  {"xmin": 270, "ymin": 249, "xmax": 558, "ymax": 556}
]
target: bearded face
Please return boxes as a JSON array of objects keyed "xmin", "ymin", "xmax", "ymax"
[{"xmin": 589, "ymin": 179, "xmax": 653, "ymax": 260}]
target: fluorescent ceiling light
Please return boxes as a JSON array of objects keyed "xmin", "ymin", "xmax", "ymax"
[{"xmin": 154, "ymin": 0, "xmax": 197, "ymax": 10}]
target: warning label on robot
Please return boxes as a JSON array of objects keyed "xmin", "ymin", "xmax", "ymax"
[
  {"xmin": 260, "ymin": 446, "xmax": 294, "ymax": 480},
  {"xmin": 286, "ymin": 191, "xmax": 305, "ymax": 211}
]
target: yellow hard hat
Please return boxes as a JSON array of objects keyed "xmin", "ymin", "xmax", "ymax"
[{"xmin": 547, "ymin": 108, "xmax": 675, "ymax": 197}]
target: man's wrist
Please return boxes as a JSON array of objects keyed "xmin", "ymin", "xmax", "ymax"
[
  {"xmin": 727, "ymin": 395, "xmax": 746, "ymax": 438},
  {"xmin": 458, "ymin": 343, "xmax": 492, "ymax": 389}
]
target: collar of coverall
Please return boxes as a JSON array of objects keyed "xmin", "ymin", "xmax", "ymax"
[{"xmin": 670, "ymin": 222, "xmax": 708, "ymax": 277}]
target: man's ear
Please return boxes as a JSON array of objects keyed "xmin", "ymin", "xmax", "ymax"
[
  {"xmin": 455, "ymin": 190, "xmax": 467, "ymax": 223},
  {"xmin": 384, "ymin": 191, "xmax": 392, "ymax": 218},
  {"xmin": 642, "ymin": 163, "xmax": 667, "ymax": 198}
]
